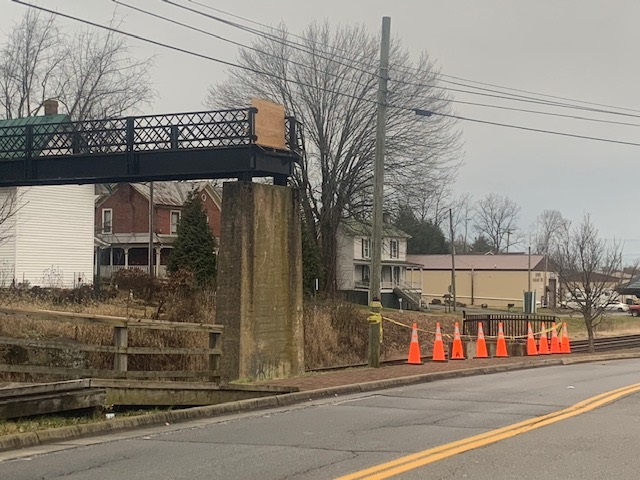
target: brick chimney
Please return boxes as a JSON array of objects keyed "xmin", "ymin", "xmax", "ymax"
[{"xmin": 43, "ymin": 99, "xmax": 58, "ymax": 116}]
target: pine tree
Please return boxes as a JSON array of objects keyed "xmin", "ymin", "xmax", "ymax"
[{"xmin": 167, "ymin": 192, "xmax": 217, "ymax": 287}]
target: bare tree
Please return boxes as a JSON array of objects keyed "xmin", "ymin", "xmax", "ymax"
[
  {"xmin": 0, "ymin": 11, "xmax": 154, "ymax": 120},
  {"xmin": 533, "ymin": 209, "xmax": 569, "ymax": 255},
  {"xmin": 0, "ymin": 10, "xmax": 62, "ymax": 118},
  {"xmin": 552, "ymin": 215, "xmax": 623, "ymax": 352},
  {"xmin": 472, "ymin": 193, "xmax": 521, "ymax": 253},
  {"xmin": 55, "ymin": 26, "xmax": 155, "ymax": 121},
  {"xmin": 207, "ymin": 21, "xmax": 461, "ymax": 292}
]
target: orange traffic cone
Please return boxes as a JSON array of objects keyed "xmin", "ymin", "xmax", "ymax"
[
  {"xmin": 550, "ymin": 322, "xmax": 561, "ymax": 354},
  {"xmin": 538, "ymin": 322, "xmax": 550, "ymax": 355},
  {"xmin": 526, "ymin": 322, "xmax": 538, "ymax": 356},
  {"xmin": 495, "ymin": 321, "xmax": 509, "ymax": 357},
  {"xmin": 432, "ymin": 322, "xmax": 447, "ymax": 362},
  {"xmin": 407, "ymin": 323, "xmax": 423, "ymax": 365},
  {"xmin": 474, "ymin": 323, "xmax": 489, "ymax": 359},
  {"xmin": 561, "ymin": 322, "xmax": 572, "ymax": 354},
  {"xmin": 451, "ymin": 322, "xmax": 465, "ymax": 360}
]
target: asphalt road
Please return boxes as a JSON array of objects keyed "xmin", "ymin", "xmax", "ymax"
[{"xmin": 2, "ymin": 360, "xmax": 640, "ymax": 479}]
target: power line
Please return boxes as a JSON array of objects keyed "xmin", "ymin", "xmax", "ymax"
[
  {"xmin": 113, "ymin": 0, "xmax": 367, "ymax": 86},
  {"xmin": 13, "ymin": 1, "xmax": 640, "ymax": 150},
  {"xmin": 417, "ymin": 109, "xmax": 640, "ymax": 147},
  {"xmin": 397, "ymin": 92, "xmax": 640, "ymax": 127},
  {"xmin": 436, "ymin": 72, "xmax": 640, "ymax": 115},
  {"xmin": 190, "ymin": 0, "xmax": 640, "ymax": 117},
  {"xmin": 132, "ymin": 1, "xmax": 640, "ymax": 127},
  {"xmin": 162, "ymin": 0, "xmax": 381, "ymax": 80}
]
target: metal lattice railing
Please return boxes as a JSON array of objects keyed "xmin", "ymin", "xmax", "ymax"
[{"xmin": 0, "ymin": 108, "xmax": 302, "ymax": 160}]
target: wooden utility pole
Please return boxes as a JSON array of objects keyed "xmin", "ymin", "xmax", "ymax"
[
  {"xmin": 368, "ymin": 16, "xmax": 391, "ymax": 368},
  {"xmin": 449, "ymin": 208, "xmax": 456, "ymax": 312}
]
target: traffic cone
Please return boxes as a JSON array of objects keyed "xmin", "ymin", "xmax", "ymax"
[
  {"xmin": 561, "ymin": 322, "xmax": 572, "ymax": 354},
  {"xmin": 432, "ymin": 322, "xmax": 447, "ymax": 362},
  {"xmin": 538, "ymin": 322, "xmax": 550, "ymax": 355},
  {"xmin": 451, "ymin": 322, "xmax": 465, "ymax": 360},
  {"xmin": 550, "ymin": 322, "xmax": 561, "ymax": 354},
  {"xmin": 407, "ymin": 323, "xmax": 423, "ymax": 365},
  {"xmin": 474, "ymin": 322, "xmax": 489, "ymax": 358},
  {"xmin": 526, "ymin": 322, "xmax": 538, "ymax": 356},
  {"xmin": 495, "ymin": 321, "xmax": 509, "ymax": 357}
]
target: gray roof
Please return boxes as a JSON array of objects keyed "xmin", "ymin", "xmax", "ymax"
[
  {"xmin": 618, "ymin": 275, "xmax": 640, "ymax": 295},
  {"xmin": 96, "ymin": 181, "xmax": 221, "ymax": 207},
  {"xmin": 340, "ymin": 219, "xmax": 411, "ymax": 238},
  {"xmin": 407, "ymin": 253, "xmax": 549, "ymax": 271}
]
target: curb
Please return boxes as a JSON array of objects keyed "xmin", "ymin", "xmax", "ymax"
[{"xmin": 2, "ymin": 352, "xmax": 640, "ymax": 452}]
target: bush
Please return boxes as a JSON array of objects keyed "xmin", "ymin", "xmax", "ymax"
[{"xmin": 111, "ymin": 268, "xmax": 160, "ymax": 302}]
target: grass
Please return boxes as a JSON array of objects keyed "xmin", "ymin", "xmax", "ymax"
[{"xmin": 0, "ymin": 407, "xmax": 171, "ymax": 436}]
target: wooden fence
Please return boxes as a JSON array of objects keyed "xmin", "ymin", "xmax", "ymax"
[{"xmin": 0, "ymin": 307, "xmax": 223, "ymax": 382}]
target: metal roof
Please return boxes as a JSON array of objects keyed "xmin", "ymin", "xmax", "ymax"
[
  {"xmin": 0, "ymin": 114, "xmax": 70, "ymax": 159},
  {"xmin": 407, "ymin": 253, "xmax": 550, "ymax": 271},
  {"xmin": 340, "ymin": 219, "xmax": 411, "ymax": 238}
]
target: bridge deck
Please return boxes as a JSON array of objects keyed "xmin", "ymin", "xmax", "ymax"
[{"xmin": 0, "ymin": 108, "xmax": 302, "ymax": 187}]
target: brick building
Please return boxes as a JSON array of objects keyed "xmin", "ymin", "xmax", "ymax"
[{"xmin": 95, "ymin": 181, "xmax": 221, "ymax": 279}]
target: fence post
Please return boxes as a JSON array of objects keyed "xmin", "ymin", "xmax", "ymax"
[
  {"xmin": 114, "ymin": 326, "xmax": 128, "ymax": 375},
  {"xmin": 209, "ymin": 332, "xmax": 220, "ymax": 380}
]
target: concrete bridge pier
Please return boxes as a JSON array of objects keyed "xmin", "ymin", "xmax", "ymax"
[{"xmin": 216, "ymin": 182, "xmax": 304, "ymax": 383}]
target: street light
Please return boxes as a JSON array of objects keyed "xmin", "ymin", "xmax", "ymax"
[{"xmin": 414, "ymin": 109, "xmax": 433, "ymax": 117}]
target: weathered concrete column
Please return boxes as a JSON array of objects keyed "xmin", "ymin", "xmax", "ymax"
[{"xmin": 216, "ymin": 182, "xmax": 304, "ymax": 383}]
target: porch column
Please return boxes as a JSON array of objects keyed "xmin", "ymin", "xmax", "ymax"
[
  {"xmin": 155, "ymin": 247, "xmax": 161, "ymax": 276},
  {"xmin": 124, "ymin": 248, "xmax": 129, "ymax": 268},
  {"xmin": 110, "ymin": 248, "xmax": 114, "ymax": 267}
]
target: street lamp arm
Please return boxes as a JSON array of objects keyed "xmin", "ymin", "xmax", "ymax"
[{"xmin": 414, "ymin": 108, "xmax": 433, "ymax": 117}]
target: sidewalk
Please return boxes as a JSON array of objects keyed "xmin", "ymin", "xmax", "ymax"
[{"xmin": 258, "ymin": 351, "xmax": 640, "ymax": 391}]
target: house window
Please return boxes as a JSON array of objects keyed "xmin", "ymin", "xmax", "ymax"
[
  {"xmin": 102, "ymin": 209, "xmax": 112, "ymax": 234},
  {"xmin": 170, "ymin": 211, "xmax": 181, "ymax": 235},
  {"xmin": 362, "ymin": 265, "xmax": 370, "ymax": 282},
  {"xmin": 390, "ymin": 239, "xmax": 399, "ymax": 259},
  {"xmin": 362, "ymin": 238, "xmax": 371, "ymax": 259}
]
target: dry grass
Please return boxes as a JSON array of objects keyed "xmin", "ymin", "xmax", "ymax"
[
  {"xmin": 0, "ymin": 287, "xmax": 216, "ymax": 383},
  {"xmin": 0, "ymin": 408, "xmax": 170, "ymax": 436},
  {"xmin": 303, "ymin": 301, "xmax": 461, "ymax": 369}
]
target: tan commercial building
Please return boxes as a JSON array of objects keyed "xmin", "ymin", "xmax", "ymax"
[{"xmin": 407, "ymin": 253, "xmax": 557, "ymax": 309}]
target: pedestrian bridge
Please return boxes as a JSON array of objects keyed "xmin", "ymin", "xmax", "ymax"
[{"xmin": 0, "ymin": 106, "xmax": 302, "ymax": 187}]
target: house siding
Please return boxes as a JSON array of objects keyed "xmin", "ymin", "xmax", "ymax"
[
  {"xmin": 0, "ymin": 187, "xmax": 17, "ymax": 286},
  {"xmin": 15, "ymin": 185, "xmax": 94, "ymax": 287},
  {"xmin": 336, "ymin": 227, "xmax": 355, "ymax": 290}
]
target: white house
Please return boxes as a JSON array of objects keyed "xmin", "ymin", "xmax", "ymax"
[
  {"xmin": 0, "ymin": 102, "xmax": 95, "ymax": 288},
  {"xmin": 0, "ymin": 185, "xmax": 95, "ymax": 288},
  {"xmin": 336, "ymin": 219, "xmax": 423, "ymax": 308}
]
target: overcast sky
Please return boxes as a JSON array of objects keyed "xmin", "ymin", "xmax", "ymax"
[{"xmin": 2, "ymin": 1, "xmax": 639, "ymax": 260}]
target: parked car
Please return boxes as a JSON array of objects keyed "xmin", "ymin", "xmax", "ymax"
[{"xmin": 601, "ymin": 301, "xmax": 629, "ymax": 312}]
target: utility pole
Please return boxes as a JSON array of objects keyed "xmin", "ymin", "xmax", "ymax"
[
  {"xmin": 528, "ymin": 245, "xmax": 532, "ymax": 292},
  {"xmin": 148, "ymin": 181, "xmax": 155, "ymax": 278},
  {"xmin": 368, "ymin": 16, "xmax": 390, "ymax": 368},
  {"xmin": 449, "ymin": 208, "xmax": 456, "ymax": 312}
]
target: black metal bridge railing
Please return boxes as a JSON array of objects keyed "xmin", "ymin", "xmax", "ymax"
[{"xmin": 0, "ymin": 108, "xmax": 303, "ymax": 160}]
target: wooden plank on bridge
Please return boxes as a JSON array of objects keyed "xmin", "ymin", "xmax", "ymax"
[{"xmin": 0, "ymin": 380, "xmax": 105, "ymax": 419}]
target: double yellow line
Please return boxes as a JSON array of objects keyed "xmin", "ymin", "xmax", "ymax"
[{"xmin": 337, "ymin": 382, "xmax": 640, "ymax": 480}]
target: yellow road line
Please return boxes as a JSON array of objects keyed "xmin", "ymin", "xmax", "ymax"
[{"xmin": 336, "ymin": 382, "xmax": 640, "ymax": 480}]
